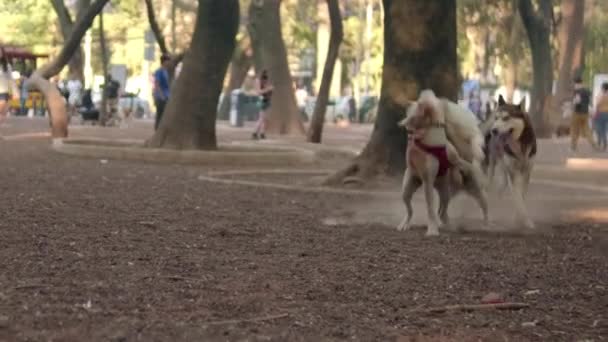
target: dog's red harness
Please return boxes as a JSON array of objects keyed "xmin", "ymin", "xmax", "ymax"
[{"xmin": 410, "ymin": 140, "xmax": 451, "ymax": 177}]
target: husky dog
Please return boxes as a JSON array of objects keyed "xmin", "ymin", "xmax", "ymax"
[
  {"xmin": 397, "ymin": 90, "xmax": 489, "ymax": 236},
  {"xmin": 486, "ymin": 95, "xmax": 537, "ymax": 229}
]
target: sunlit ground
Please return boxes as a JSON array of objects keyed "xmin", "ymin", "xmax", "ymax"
[{"xmin": 566, "ymin": 157, "xmax": 608, "ymax": 171}]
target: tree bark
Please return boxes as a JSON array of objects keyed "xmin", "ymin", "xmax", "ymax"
[
  {"xmin": 326, "ymin": 0, "xmax": 458, "ymax": 184},
  {"xmin": 518, "ymin": 0, "xmax": 553, "ymax": 137},
  {"xmin": 554, "ymin": 0, "xmax": 585, "ymax": 105},
  {"xmin": 247, "ymin": 0, "xmax": 304, "ymax": 135},
  {"xmin": 218, "ymin": 36, "xmax": 253, "ymax": 120},
  {"xmin": 50, "ymin": 0, "xmax": 87, "ymax": 82},
  {"xmin": 143, "ymin": 0, "xmax": 186, "ymax": 83},
  {"xmin": 307, "ymin": 0, "xmax": 343, "ymax": 143},
  {"xmin": 144, "ymin": 0, "xmax": 170, "ymax": 55},
  {"xmin": 99, "ymin": 12, "xmax": 110, "ymax": 125},
  {"xmin": 146, "ymin": 0, "xmax": 239, "ymax": 150},
  {"xmin": 26, "ymin": 0, "xmax": 110, "ymax": 139},
  {"xmin": 503, "ymin": 2, "xmax": 525, "ymax": 102}
]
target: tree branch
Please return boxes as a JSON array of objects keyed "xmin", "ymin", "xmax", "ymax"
[
  {"xmin": 50, "ymin": 0, "xmax": 74, "ymax": 38},
  {"xmin": 38, "ymin": 0, "xmax": 110, "ymax": 79},
  {"xmin": 518, "ymin": 0, "xmax": 538, "ymax": 33},
  {"xmin": 144, "ymin": 0, "xmax": 169, "ymax": 54}
]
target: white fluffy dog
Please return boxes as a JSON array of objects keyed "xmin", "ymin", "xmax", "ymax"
[{"xmin": 397, "ymin": 90, "xmax": 488, "ymax": 236}]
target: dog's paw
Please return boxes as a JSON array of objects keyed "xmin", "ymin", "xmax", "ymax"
[
  {"xmin": 425, "ymin": 223, "xmax": 440, "ymax": 236},
  {"xmin": 425, "ymin": 228, "xmax": 440, "ymax": 237},
  {"xmin": 396, "ymin": 221, "xmax": 411, "ymax": 232},
  {"xmin": 523, "ymin": 218, "xmax": 535, "ymax": 229}
]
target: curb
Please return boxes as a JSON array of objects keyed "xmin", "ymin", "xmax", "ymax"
[{"xmin": 51, "ymin": 138, "xmax": 317, "ymax": 166}]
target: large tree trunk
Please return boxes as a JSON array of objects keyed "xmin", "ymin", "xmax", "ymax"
[
  {"xmin": 519, "ymin": 0, "xmax": 553, "ymax": 137},
  {"xmin": 247, "ymin": 0, "xmax": 304, "ymax": 135},
  {"xmin": 146, "ymin": 0, "xmax": 239, "ymax": 150},
  {"xmin": 554, "ymin": 0, "xmax": 585, "ymax": 105},
  {"xmin": 326, "ymin": 0, "xmax": 458, "ymax": 184},
  {"xmin": 307, "ymin": 0, "xmax": 343, "ymax": 143},
  {"xmin": 26, "ymin": 0, "xmax": 110, "ymax": 138},
  {"xmin": 218, "ymin": 36, "xmax": 253, "ymax": 120},
  {"xmin": 503, "ymin": 2, "xmax": 525, "ymax": 102}
]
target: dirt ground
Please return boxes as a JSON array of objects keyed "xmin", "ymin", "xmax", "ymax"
[{"xmin": 1, "ymin": 118, "xmax": 607, "ymax": 341}]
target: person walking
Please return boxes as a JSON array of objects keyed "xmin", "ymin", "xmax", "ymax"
[
  {"xmin": 0, "ymin": 52, "xmax": 16, "ymax": 124},
  {"xmin": 103, "ymin": 74, "xmax": 121, "ymax": 124},
  {"xmin": 153, "ymin": 54, "xmax": 171, "ymax": 130},
  {"xmin": 66, "ymin": 75, "xmax": 83, "ymax": 121},
  {"xmin": 571, "ymin": 77, "xmax": 597, "ymax": 152},
  {"xmin": 593, "ymin": 82, "xmax": 608, "ymax": 151},
  {"xmin": 252, "ymin": 69, "xmax": 273, "ymax": 140},
  {"xmin": 18, "ymin": 71, "xmax": 30, "ymax": 115}
]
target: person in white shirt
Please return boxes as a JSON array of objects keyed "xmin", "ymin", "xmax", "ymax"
[
  {"xmin": 0, "ymin": 52, "xmax": 17, "ymax": 124},
  {"xmin": 66, "ymin": 76, "xmax": 83, "ymax": 119}
]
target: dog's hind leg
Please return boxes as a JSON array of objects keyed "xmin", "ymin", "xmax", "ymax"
[
  {"xmin": 465, "ymin": 174, "xmax": 490, "ymax": 225},
  {"xmin": 422, "ymin": 164, "xmax": 442, "ymax": 236},
  {"xmin": 397, "ymin": 168, "xmax": 420, "ymax": 231},
  {"xmin": 436, "ymin": 176, "xmax": 451, "ymax": 226}
]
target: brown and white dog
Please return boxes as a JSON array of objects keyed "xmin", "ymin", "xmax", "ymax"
[
  {"xmin": 485, "ymin": 95, "xmax": 537, "ymax": 229},
  {"xmin": 397, "ymin": 90, "xmax": 489, "ymax": 236}
]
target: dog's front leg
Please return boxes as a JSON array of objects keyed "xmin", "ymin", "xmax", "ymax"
[
  {"xmin": 509, "ymin": 172, "xmax": 535, "ymax": 229},
  {"xmin": 397, "ymin": 168, "xmax": 420, "ymax": 231}
]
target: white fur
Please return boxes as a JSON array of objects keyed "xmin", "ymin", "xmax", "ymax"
[
  {"xmin": 397, "ymin": 90, "xmax": 489, "ymax": 236},
  {"xmin": 414, "ymin": 90, "xmax": 485, "ymax": 165}
]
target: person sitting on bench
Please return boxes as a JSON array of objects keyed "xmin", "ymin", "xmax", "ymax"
[{"xmin": 78, "ymin": 89, "xmax": 99, "ymax": 121}]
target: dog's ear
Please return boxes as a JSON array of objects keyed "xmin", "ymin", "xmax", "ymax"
[
  {"xmin": 498, "ymin": 95, "xmax": 506, "ymax": 107},
  {"xmin": 518, "ymin": 97, "xmax": 526, "ymax": 112}
]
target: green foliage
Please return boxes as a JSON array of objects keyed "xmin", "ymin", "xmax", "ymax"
[
  {"xmin": 0, "ymin": 0, "xmax": 57, "ymax": 53},
  {"xmin": 585, "ymin": 0, "xmax": 608, "ymax": 82}
]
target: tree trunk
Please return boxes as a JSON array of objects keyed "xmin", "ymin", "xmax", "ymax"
[
  {"xmin": 519, "ymin": 0, "xmax": 553, "ymax": 137},
  {"xmin": 326, "ymin": 0, "xmax": 458, "ymax": 185},
  {"xmin": 247, "ymin": 0, "xmax": 304, "ymax": 135},
  {"xmin": 99, "ymin": 12, "xmax": 110, "ymax": 125},
  {"xmin": 504, "ymin": 3, "xmax": 524, "ymax": 103},
  {"xmin": 307, "ymin": 0, "xmax": 343, "ymax": 143},
  {"xmin": 26, "ymin": 0, "xmax": 110, "ymax": 138},
  {"xmin": 218, "ymin": 37, "xmax": 253, "ymax": 120},
  {"xmin": 555, "ymin": 0, "xmax": 585, "ymax": 105},
  {"xmin": 504, "ymin": 61, "xmax": 518, "ymax": 102},
  {"xmin": 146, "ymin": 0, "xmax": 239, "ymax": 150}
]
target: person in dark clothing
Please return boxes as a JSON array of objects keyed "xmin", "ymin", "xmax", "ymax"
[
  {"xmin": 252, "ymin": 69, "xmax": 273, "ymax": 140},
  {"xmin": 103, "ymin": 75, "xmax": 121, "ymax": 123},
  {"xmin": 571, "ymin": 77, "xmax": 597, "ymax": 151},
  {"xmin": 78, "ymin": 89, "xmax": 100, "ymax": 122},
  {"xmin": 348, "ymin": 94, "xmax": 357, "ymax": 123}
]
